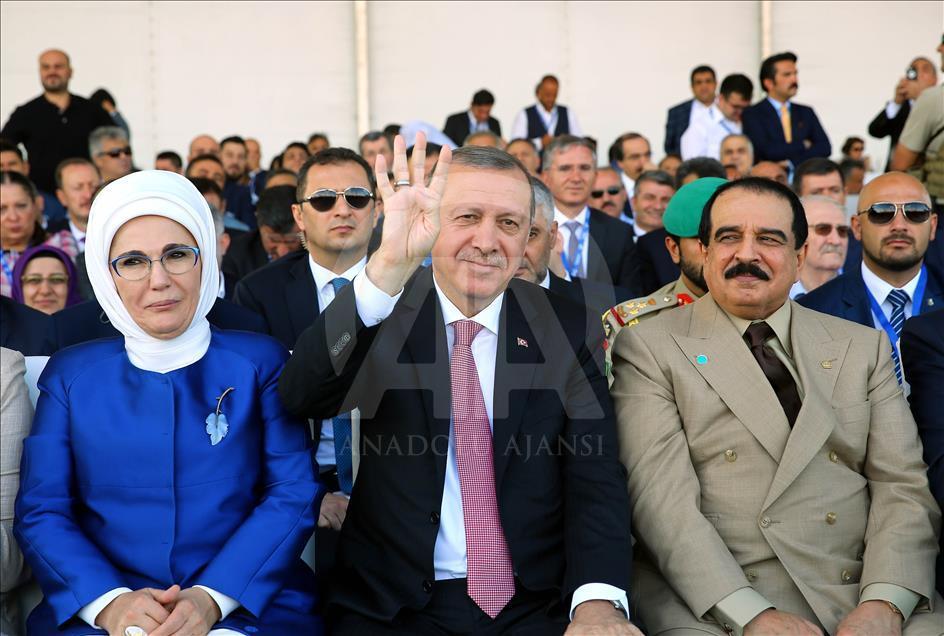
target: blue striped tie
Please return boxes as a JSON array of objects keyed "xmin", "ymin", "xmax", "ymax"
[
  {"xmin": 887, "ymin": 288, "xmax": 910, "ymax": 384},
  {"xmin": 330, "ymin": 277, "xmax": 354, "ymax": 493}
]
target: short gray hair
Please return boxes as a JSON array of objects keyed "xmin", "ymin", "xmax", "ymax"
[
  {"xmin": 800, "ymin": 194, "xmax": 846, "ymax": 217},
  {"xmin": 463, "ymin": 130, "xmax": 504, "ymax": 148},
  {"xmin": 721, "ymin": 133, "xmax": 753, "ymax": 154},
  {"xmin": 542, "ymin": 135, "xmax": 597, "ymax": 172},
  {"xmin": 89, "ymin": 125, "xmax": 128, "ymax": 157},
  {"xmin": 450, "ymin": 146, "xmax": 535, "ymax": 221},
  {"xmin": 529, "ymin": 176, "xmax": 554, "ymax": 226}
]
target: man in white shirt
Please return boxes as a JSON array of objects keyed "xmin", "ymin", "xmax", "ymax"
[
  {"xmin": 681, "ymin": 74, "xmax": 754, "ymax": 161},
  {"xmin": 510, "ymin": 74, "xmax": 582, "ymax": 150},
  {"xmin": 280, "ymin": 134, "xmax": 640, "ymax": 635}
]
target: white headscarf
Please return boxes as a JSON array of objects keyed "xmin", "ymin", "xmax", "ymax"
[{"xmin": 85, "ymin": 170, "xmax": 219, "ymax": 373}]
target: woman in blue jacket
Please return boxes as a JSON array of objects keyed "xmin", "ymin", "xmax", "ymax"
[{"xmin": 14, "ymin": 170, "xmax": 324, "ymax": 636}]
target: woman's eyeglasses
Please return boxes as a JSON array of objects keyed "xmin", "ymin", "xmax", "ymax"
[
  {"xmin": 21, "ymin": 274, "xmax": 69, "ymax": 287},
  {"xmin": 857, "ymin": 202, "xmax": 932, "ymax": 225},
  {"xmin": 110, "ymin": 246, "xmax": 200, "ymax": 281},
  {"xmin": 298, "ymin": 187, "xmax": 374, "ymax": 212}
]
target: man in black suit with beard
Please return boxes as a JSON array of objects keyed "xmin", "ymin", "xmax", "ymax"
[{"xmin": 279, "ymin": 134, "xmax": 639, "ymax": 635}]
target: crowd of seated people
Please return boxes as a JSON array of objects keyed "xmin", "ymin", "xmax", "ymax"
[{"xmin": 1, "ymin": 38, "xmax": 943, "ymax": 636}]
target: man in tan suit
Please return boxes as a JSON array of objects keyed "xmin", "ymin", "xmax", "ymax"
[{"xmin": 612, "ymin": 177, "xmax": 942, "ymax": 635}]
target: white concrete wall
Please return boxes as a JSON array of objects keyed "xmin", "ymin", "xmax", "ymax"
[{"xmin": 2, "ymin": 1, "xmax": 941, "ymax": 170}]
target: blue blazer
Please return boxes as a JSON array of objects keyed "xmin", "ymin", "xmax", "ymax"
[
  {"xmin": 798, "ymin": 265, "xmax": 944, "ymax": 328},
  {"xmin": 663, "ymin": 99, "xmax": 692, "ymax": 156},
  {"xmin": 14, "ymin": 329, "xmax": 324, "ymax": 634},
  {"xmin": 741, "ymin": 99, "xmax": 831, "ymax": 165},
  {"xmin": 900, "ymin": 308, "xmax": 944, "ymax": 596}
]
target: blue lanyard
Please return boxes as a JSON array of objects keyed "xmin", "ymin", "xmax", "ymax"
[
  {"xmin": 719, "ymin": 119, "xmax": 736, "ymax": 134},
  {"xmin": 0, "ymin": 250, "xmax": 16, "ymax": 284},
  {"xmin": 864, "ymin": 266, "xmax": 927, "ymax": 352},
  {"xmin": 559, "ymin": 214, "xmax": 590, "ymax": 278}
]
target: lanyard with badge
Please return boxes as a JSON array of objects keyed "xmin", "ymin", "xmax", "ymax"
[
  {"xmin": 864, "ymin": 264, "xmax": 927, "ymax": 355},
  {"xmin": 559, "ymin": 215, "xmax": 590, "ymax": 279}
]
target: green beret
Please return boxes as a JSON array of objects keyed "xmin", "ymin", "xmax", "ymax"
[{"xmin": 663, "ymin": 177, "xmax": 727, "ymax": 238}]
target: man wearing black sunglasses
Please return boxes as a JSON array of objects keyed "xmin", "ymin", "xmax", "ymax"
[
  {"xmin": 800, "ymin": 172, "xmax": 941, "ymax": 382},
  {"xmin": 89, "ymin": 125, "xmax": 134, "ymax": 182}
]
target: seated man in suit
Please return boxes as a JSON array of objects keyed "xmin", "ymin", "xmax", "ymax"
[
  {"xmin": 742, "ymin": 52, "xmax": 831, "ymax": 169},
  {"xmin": 442, "ymin": 89, "xmax": 502, "ymax": 148},
  {"xmin": 233, "ymin": 148, "xmax": 377, "ymax": 350},
  {"xmin": 542, "ymin": 135, "xmax": 638, "ymax": 293},
  {"xmin": 664, "ymin": 65, "xmax": 717, "ymax": 157},
  {"xmin": 901, "ymin": 308, "xmax": 944, "ymax": 597},
  {"xmin": 222, "ymin": 185, "xmax": 302, "ymax": 286},
  {"xmin": 869, "ymin": 57, "xmax": 938, "ymax": 171},
  {"xmin": 800, "ymin": 172, "xmax": 941, "ymax": 383},
  {"xmin": 279, "ymin": 134, "xmax": 639, "ymax": 634},
  {"xmin": 613, "ymin": 176, "xmax": 942, "ymax": 635},
  {"xmin": 516, "ymin": 176, "xmax": 625, "ymax": 315}
]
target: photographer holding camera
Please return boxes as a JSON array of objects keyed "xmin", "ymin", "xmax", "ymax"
[{"xmin": 869, "ymin": 56, "xmax": 938, "ymax": 171}]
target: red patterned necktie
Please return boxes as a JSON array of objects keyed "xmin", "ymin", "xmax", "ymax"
[{"xmin": 450, "ymin": 319, "xmax": 515, "ymax": 618}]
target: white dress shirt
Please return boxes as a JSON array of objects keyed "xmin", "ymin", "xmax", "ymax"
[
  {"xmin": 511, "ymin": 103, "xmax": 583, "ymax": 149},
  {"xmin": 309, "ymin": 255, "xmax": 367, "ymax": 471},
  {"xmin": 884, "ymin": 99, "xmax": 914, "ymax": 121},
  {"xmin": 788, "ymin": 280, "xmax": 807, "ymax": 300},
  {"xmin": 69, "ymin": 218, "xmax": 87, "ymax": 252},
  {"xmin": 350, "ymin": 271, "xmax": 629, "ymax": 619},
  {"xmin": 620, "ymin": 172, "xmax": 635, "ymax": 200},
  {"xmin": 688, "ymin": 99, "xmax": 715, "ymax": 128},
  {"xmin": 680, "ymin": 104, "xmax": 742, "ymax": 161},
  {"xmin": 631, "ymin": 222, "xmax": 647, "ymax": 240},
  {"xmin": 554, "ymin": 205, "xmax": 590, "ymax": 279},
  {"xmin": 467, "ymin": 111, "xmax": 490, "ymax": 134},
  {"xmin": 861, "ymin": 261, "xmax": 922, "ymax": 332}
]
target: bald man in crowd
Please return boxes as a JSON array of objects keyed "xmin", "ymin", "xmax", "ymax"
[{"xmin": 1, "ymin": 49, "xmax": 112, "ymax": 193}]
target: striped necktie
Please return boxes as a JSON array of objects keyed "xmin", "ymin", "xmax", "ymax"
[{"xmin": 887, "ymin": 288, "xmax": 909, "ymax": 384}]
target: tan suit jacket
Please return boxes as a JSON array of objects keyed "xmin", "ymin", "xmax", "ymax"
[
  {"xmin": 612, "ymin": 295, "xmax": 941, "ymax": 635},
  {"xmin": 1, "ymin": 347, "xmax": 33, "ymax": 635}
]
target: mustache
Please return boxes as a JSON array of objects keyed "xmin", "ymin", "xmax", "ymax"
[
  {"xmin": 882, "ymin": 233, "xmax": 914, "ymax": 246},
  {"xmin": 819, "ymin": 244, "xmax": 844, "ymax": 254},
  {"xmin": 724, "ymin": 262, "xmax": 770, "ymax": 280},
  {"xmin": 457, "ymin": 247, "xmax": 507, "ymax": 269}
]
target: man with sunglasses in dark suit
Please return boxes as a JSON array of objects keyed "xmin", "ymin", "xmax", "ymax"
[
  {"xmin": 800, "ymin": 172, "xmax": 941, "ymax": 383},
  {"xmin": 234, "ymin": 148, "xmax": 378, "ymax": 589},
  {"xmin": 590, "ymin": 167, "xmax": 631, "ymax": 225}
]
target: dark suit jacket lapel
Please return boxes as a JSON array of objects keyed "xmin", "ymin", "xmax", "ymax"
[
  {"xmin": 395, "ymin": 268, "xmax": 452, "ymax": 480},
  {"xmin": 587, "ymin": 209, "xmax": 613, "ymax": 283},
  {"xmin": 841, "ymin": 270, "xmax": 874, "ymax": 326},
  {"xmin": 493, "ymin": 284, "xmax": 544, "ymax": 493},
  {"xmin": 286, "ymin": 255, "xmax": 320, "ymax": 341},
  {"xmin": 922, "ymin": 266, "xmax": 944, "ymax": 313}
]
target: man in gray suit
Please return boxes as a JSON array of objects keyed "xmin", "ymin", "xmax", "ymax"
[{"xmin": 612, "ymin": 177, "xmax": 941, "ymax": 635}]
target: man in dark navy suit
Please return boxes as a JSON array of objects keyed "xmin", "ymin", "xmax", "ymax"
[
  {"xmin": 280, "ymin": 135, "xmax": 639, "ymax": 635},
  {"xmin": 901, "ymin": 308, "xmax": 944, "ymax": 597},
  {"xmin": 443, "ymin": 89, "xmax": 502, "ymax": 147},
  {"xmin": 664, "ymin": 65, "xmax": 717, "ymax": 156},
  {"xmin": 800, "ymin": 174, "xmax": 941, "ymax": 382},
  {"xmin": 742, "ymin": 52, "xmax": 831, "ymax": 168},
  {"xmin": 0, "ymin": 296, "xmax": 51, "ymax": 356}
]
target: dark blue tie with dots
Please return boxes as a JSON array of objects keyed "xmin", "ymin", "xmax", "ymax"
[{"xmin": 330, "ymin": 277, "xmax": 354, "ymax": 493}]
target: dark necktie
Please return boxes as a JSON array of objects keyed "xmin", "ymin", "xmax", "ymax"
[
  {"xmin": 330, "ymin": 276, "xmax": 354, "ymax": 493},
  {"xmin": 744, "ymin": 322, "xmax": 802, "ymax": 427},
  {"xmin": 886, "ymin": 288, "xmax": 909, "ymax": 385}
]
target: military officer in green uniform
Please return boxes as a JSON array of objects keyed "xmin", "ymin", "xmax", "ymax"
[{"xmin": 603, "ymin": 177, "xmax": 726, "ymax": 381}]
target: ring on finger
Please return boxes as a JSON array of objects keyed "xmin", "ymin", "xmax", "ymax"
[
  {"xmin": 394, "ymin": 179, "xmax": 411, "ymax": 187},
  {"xmin": 125, "ymin": 627, "xmax": 147, "ymax": 636}
]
